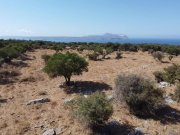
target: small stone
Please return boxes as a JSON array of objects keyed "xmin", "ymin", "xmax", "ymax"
[
  {"xmin": 27, "ymin": 98, "xmax": 50, "ymax": 105},
  {"xmin": 43, "ymin": 129, "xmax": 55, "ymax": 135},
  {"xmin": 107, "ymin": 95, "xmax": 114, "ymax": 101},
  {"xmin": 54, "ymin": 128, "xmax": 63, "ymax": 135},
  {"xmin": 159, "ymin": 82, "xmax": 170, "ymax": 88},
  {"xmin": 165, "ymin": 96, "xmax": 174, "ymax": 104},
  {"xmin": 63, "ymin": 98, "xmax": 74, "ymax": 104},
  {"xmin": 128, "ymin": 127, "xmax": 144, "ymax": 135},
  {"xmin": 84, "ymin": 95, "xmax": 88, "ymax": 98}
]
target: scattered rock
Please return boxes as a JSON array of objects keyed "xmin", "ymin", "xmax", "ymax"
[
  {"xmin": 43, "ymin": 128, "xmax": 63, "ymax": 135},
  {"xmin": 165, "ymin": 96, "xmax": 174, "ymax": 104},
  {"xmin": 27, "ymin": 98, "xmax": 50, "ymax": 105},
  {"xmin": 54, "ymin": 128, "xmax": 63, "ymax": 135},
  {"xmin": 63, "ymin": 98, "xmax": 74, "ymax": 104},
  {"xmin": 159, "ymin": 82, "xmax": 170, "ymax": 88},
  {"xmin": 128, "ymin": 127, "xmax": 144, "ymax": 135},
  {"xmin": 141, "ymin": 65, "xmax": 149, "ymax": 69},
  {"xmin": 84, "ymin": 95, "xmax": 88, "ymax": 98},
  {"xmin": 43, "ymin": 129, "xmax": 55, "ymax": 135},
  {"xmin": 107, "ymin": 95, "xmax": 114, "ymax": 101}
]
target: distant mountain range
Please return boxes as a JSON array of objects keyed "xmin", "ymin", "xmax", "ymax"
[{"xmin": 0, "ymin": 33, "xmax": 128, "ymax": 42}]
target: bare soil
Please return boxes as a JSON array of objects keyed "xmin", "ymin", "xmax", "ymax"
[{"xmin": 0, "ymin": 49, "xmax": 179, "ymax": 135}]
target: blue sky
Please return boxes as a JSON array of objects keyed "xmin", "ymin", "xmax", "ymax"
[{"xmin": 0, "ymin": 0, "xmax": 180, "ymax": 38}]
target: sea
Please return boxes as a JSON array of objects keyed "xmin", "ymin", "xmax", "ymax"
[{"xmin": 1, "ymin": 36, "xmax": 180, "ymax": 45}]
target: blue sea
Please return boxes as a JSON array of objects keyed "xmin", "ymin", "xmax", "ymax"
[{"xmin": 1, "ymin": 36, "xmax": 180, "ymax": 45}]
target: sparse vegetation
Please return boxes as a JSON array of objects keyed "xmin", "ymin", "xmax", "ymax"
[
  {"xmin": 115, "ymin": 51, "xmax": 122, "ymax": 59},
  {"xmin": 168, "ymin": 55, "xmax": 173, "ymax": 61},
  {"xmin": 154, "ymin": 64, "xmax": 180, "ymax": 84},
  {"xmin": 115, "ymin": 74, "xmax": 164, "ymax": 117},
  {"xmin": 87, "ymin": 52, "xmax": 100, "ymax": 61},
  {"xmin": 71, "ymin": 92, "xmax": 113, "ymax": 128},
  {"xmin": 174, "ymin": 84, "xmax": 180, "ymax": 102},
  {"xmin": 41, "ymin": 54, "xmax": 51, "ymax": 64},
  {"xmin": 152, "ymin": 51, "xmax": 164, "ymax": 62},
  {"xmin": 44, "ymin": 52, "xmax": 88, "ymax": 85}
]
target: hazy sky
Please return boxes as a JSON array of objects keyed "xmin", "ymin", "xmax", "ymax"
[{"xmin": 0, "ymin": 0, "xmax": 180, "ymax": 38}]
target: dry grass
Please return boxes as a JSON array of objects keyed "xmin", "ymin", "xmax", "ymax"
[{"xmin": 0, "ymin": 49, "xmax": 180, "ymax": 135}]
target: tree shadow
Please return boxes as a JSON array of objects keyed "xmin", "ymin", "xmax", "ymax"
[
  {"xmin": 135, "ymin": 105, "xmax": 180, "ymax": 125},
  {"xmin": 61, "ymin": 81, "xmax": 112, "ymax": 94},
  {"xmin": 0, "ymin": 98, "xmax": 7, "ymax": 103},
  {"xmin": 161, "ymin": 60, "xmax": 170, "ymax": 64},
  {"xmin": 92, "ymin": 121, "xmax": 136, "ymax": 135},
  {"xmin": 9, "ymin": 60, "xmax": 29, "ymax": 67},
  {"xmin": 155, "ymin": 106, "xmax": 180, "ymax": 124},
  {"xmin": 0, "ymin": 70, "xmax": 20, "ymax": 85}
]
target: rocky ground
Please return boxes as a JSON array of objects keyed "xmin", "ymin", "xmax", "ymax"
[{"xmin": 0, "ymin": 49, "xmax": 180, "ymax": 135}]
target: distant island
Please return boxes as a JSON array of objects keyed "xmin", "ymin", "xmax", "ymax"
[{"xmin": 1, "ymin": 34, "xmax": 180, "ymax": 45}]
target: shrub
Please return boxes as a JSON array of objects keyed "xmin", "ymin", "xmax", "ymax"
[
  {"xmin": 102, "ymin": 48, "xmax": 113, "ymax": 59},
  {"xmin": 51, "ymin": 45, "xmax": 64, "ymax": 53},
  {"xmin": 41, "ymin": 54, "xmax": 51, "ymax": 64},
  {"xmin": 152, "ymin": 51, "xmax": 164, "ymax": 62},
  {"xmin": 0, "ymin": 47, "xmax": 20, "ymax": 63},
  {"xmin": 72, "ymin": 92, "xmax": 113, "ymax": 128},
  {"xmin": 44, "ymin": 52, "xmax": 88, "ymax": 85},
  {"xmin": 115, "ymin": 74, "xmax": 164, "ymax": 117},
  {"xmin": 88, "ymin": 52, "xmax": 100, "ymax": 61},
  {"xmin": 153, "ymin": 71, "xmax": 165, "ymax": 83},
  {"xmin": 163, "ymin": 64, "xmax": 180, "ymax": 84},
  {"xmin": 148, "ymin": 49, "xmax": 154, "ymax": 54},
  {"xmin": 115, "ymin": 51, "xmax": 122, "ymax": 59},
  {"xmin": 168, "ymin": 55, "xmax": 173, "ymax": 61},
  {"xmin": 154, "ymin": 64, "xmax": 180, "ymax": 84},
  {"xmin": 174, "ymin": 84, "xmax": 180, "ymax": 102}
]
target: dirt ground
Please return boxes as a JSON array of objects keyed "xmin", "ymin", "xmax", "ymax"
[{"xmin": 0, "ymin": 49, "xmax": 180, "ymax": 135}]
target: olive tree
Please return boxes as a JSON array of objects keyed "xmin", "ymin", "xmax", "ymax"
[{"xmin": 44, "ymin": 52, "xmax": 88, "ymax": 85}]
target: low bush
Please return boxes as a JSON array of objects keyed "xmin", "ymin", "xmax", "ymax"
[
  {"xmin": 72, "ymin": 92, "xmax": 113, "ymax": 128},
  {"xmin": 87, "ymin": 52, "xmax": 100, "ymax": 61},
  {"xmin": 115, "ymin": 74, "xmax": 164, "ymax": 117},
  {"xmin": 0, "ymin": 47, "xmax": 20, "ymax": 63},
  {"xmin": 174, "ymin": 84, "xmax": 180, "ymax": 102},
  {"xmin": 152, "ymin": 51, "xmax": 164, "ymax": 62},
  {"xmin": 153, "ymin": 71, "xmax": 165, "ymax": 83},
  {"xmin": 154, "ymin": 64, "xmax": 180, "ymax": 84},
  {"xmin": 41, "ymin": 54, "xmax": 51, "ymax": 64},
  {"xmin": 115, "ymin": 51, "xmax": 122, "ymax": 59},
  {"xmin": 102, "ymin": 48, "xmax": 113, "ymax": 59}
]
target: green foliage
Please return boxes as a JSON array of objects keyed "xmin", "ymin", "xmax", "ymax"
[
  {"xmin": 51, "ymin": 45, "xmax": 64, "ymax": 53},
  {"xmin": 0, "ymin": 40, "xmax": 179, "ymax": 56},
  {"xmin": 0, "ymin": 47, "xmax": 20, "ymax": 62},
  {"xmin": 44, "ymin": 52, "xmax": 88, "ymax": 85},
  {"xmin": 174, "ymin": 84, "xmax": 180, "ymax": 102},
  {"xmin": 153, "ymin": 71, "xmax": 165, "ymax": 83},
  {"xmin": 88, "ymin": 52, "xmax": 100, "ymax": 61},
  {"xmin": 115, "ymin": 74, "xmax": 164, "ymax": 117},
  {"xmin": 163, "ymin": 64, "xmax": 180, "ymax": 84},
  {"xmin": 41, "ymin": 54, "xmax": 51, "ymax": 64},
  {"xmin": 72, "ymin": 92, "xmax": 113, "ymax": 127},
  {"xmin": 154, "ymin": 64, "xmax": 180, "ymax": 84}
]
